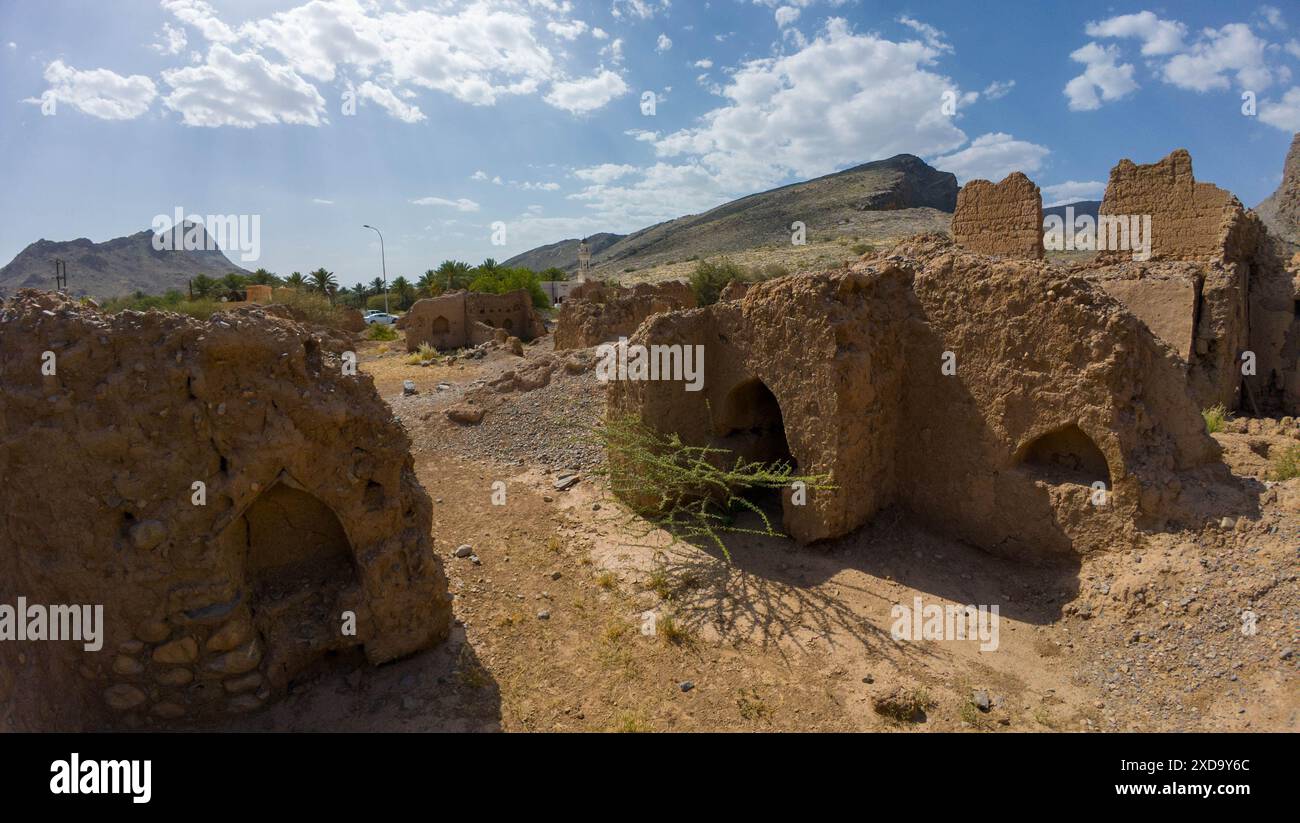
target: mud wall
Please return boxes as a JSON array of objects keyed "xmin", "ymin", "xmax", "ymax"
[
  {"xmin": 0, "ymin": 291, "xmax": 450, "ymax": 731},
  {"xmin": 555, "ymin": 281, "xmax": 696, "ymax": 350},
  {"xmin": 951, "ymin": 172, "xmax": 1043, "ymax": 260},
  {"xmin": 401, "ymin": 289, "xmax": 544, "ymax": 352}
]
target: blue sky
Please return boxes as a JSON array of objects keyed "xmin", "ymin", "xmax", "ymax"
[{"xmin": 2, "ymin": 0, "xmax": 1299, "ymax": 287}]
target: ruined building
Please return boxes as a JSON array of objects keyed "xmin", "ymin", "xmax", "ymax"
[
  {"xmin": 950, "ymin": 172, "xmax": 1044, "ymax": 260},
  {"xmin": 0, "ymin": 291, "xmax": 450, "ymax": 731},
  {"xmin": 609, "ymin": 235, "xmax": 1223, "ymax": 561},
  {"xmin": 398, "ymin": 288, "xmax": 545, "ymax": 352},
  {"xmin": 554, "ymin": 280, "xmax": 696, "ymax": 350}
]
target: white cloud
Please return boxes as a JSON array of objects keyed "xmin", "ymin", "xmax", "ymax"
[
  {"xmin": 982, "ymin": 79, "xmax": 1015, "ymax": 100},
  {"xmin": 161, "ymin": 45, "xmax": 326, "ymax": 127},
  {"xmin": 775, "ymin": 7, "xmax": 800, "ymax": 28},
  {"xmin": 1084, "ymin": 11, "xmax": 1186, "ymax": 56},
  {"xmin": 25, "ymin": 60, "xmax": 157, "ymax": 120},
  {"xmin": 933, "ymin": 132, "xmax": 1050, "ymax": 183},
  {"xmin": 574, "ymin": 163, "xmax": 639, "ymax": 183},
  {"xmin": 518, "ymin": 181, "xmax": 561, "ymax": 190},
  {"xmin": 162, "ymin": 0, "xmax": 238, "ymax": 44},
  {"xmin": 356, "ymin": 80, "xmax": 425, "ymax": 123},
  {"xmin": 1162, "ymin": 23, "xmax": 1274, "ymax": 92},
  {"xmin": 1064, "ymin": 42, "xmax": 1138, "ymax": 111},
  {"xmin": 611, "ymin": 0, "xmax": 669, "ymax": 21},
  {"xmin": 547, "ymin": 20, "xmax": 588, "ymax": 40},
  {"xmin": 6, "ymin": 42, "xmax": 16, "ymax": 50},
  {"xmin": 1257, "ymin": 6, "xmax": 1286, "ymax": 31},
  {"xmin": 411, "ymin": 196, "xmax": 481, "ymax": 212},
  {"xmin": 694, "ymin": 59, "xmax": 713, "ymax": 69},
  {"xmin": 897, "ymin": 15, "xmax": 951, "ymax": 53},
  {"xmin": 153, "ymin": 23, "xmax": 189, "ymax": 56},
  {"xmin": 591, "ymin": 27, "xmax": 609, "ymax": 40},
  {"xmin": 1260, "ymin": 86, "xmax": 1300, "ymax": 130},
  {"xmin": 471, "ymin": 170, "xmax": 504, "ymax": 184},
  {"xmin": 543, "ymin": 68, "xmax": 629, "ymax": 113},
  {"xmin": 656, "ymin": 34, "xmax": 673, "ymax": 53},
  {"xmin": 312, "ymin": 198, "xmax": 334, "ymax": 205},
  {"xmin": 1041, "ymin": 180, "xmax": 1106, "ymax": 206},
  {"xmin": 600, "ymin": 37, "xmax": 625, "ymax": 64}
]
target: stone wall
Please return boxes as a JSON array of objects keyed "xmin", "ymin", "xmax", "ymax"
[
  {"xmin": 554, "ymin": 280, "xmax": 696, "ymax": 349},
  {"xmin": 951, "ymin": 172, "xmax": 1044, "ymax": 260},
  {"xmin": 0, "ymin": 291, "xmax": 451, "ymax": 730},
  {"xmin": 400, "ymin": 289, "xmax": 545, "ymax": 352}
]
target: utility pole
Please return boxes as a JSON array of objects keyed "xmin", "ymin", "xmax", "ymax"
[
  {"xmin": 54, "ymin": 258, "xmax": 67, "ymax": 292},
  {"xmin": 362, "ymin": 224, "xmax": 388, "ymax": 314}
]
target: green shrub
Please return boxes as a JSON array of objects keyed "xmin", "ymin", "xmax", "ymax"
[
  {"xmin": 1269, "ymin": 444, "xmax": 1300, "ymax": 480},
  {"xmin": 689, "ymin": 257, "xmax": 748, "ymax": 306},
  {"xmin": 467, "ymin": 266, "xmax": 550, "ymax": 308},
  {"xmin": 1203, "ymin": 404, "xmax": 1228, "ymax": 434},
  {"xmin": 367, "ymin": 323, "xmax": 398, "ymax": 341}
]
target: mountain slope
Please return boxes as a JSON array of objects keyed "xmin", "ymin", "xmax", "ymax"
[
  {"xmin": 503, "ymin": 232, "xmax": 624, "ymax": 273},
  {"xmin": 1256, "ymin": 132, "xmax": 1300, "ymax": 251},
  {"xmin": 506, "ymin": 154, "xmax": 957, "ymax": 275},
  {"xmin": 0, "ymin": 225, "xmax": 250, "ymax": 300}
]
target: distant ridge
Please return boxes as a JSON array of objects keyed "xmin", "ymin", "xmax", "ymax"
[
  {"xmin": 0, "ymin": 224, "xmax": 250, "ymax": 300},
  {"xmin": 504, "ymin": 154, "xmax": 958, "ymax": 274}
]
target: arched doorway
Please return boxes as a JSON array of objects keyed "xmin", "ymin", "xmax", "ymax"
[
  {"xmin": 715, "ymin": 378, "xmax": 794, "ymax": 466},
  {"xmin": 239, "ymin": 482, "xmax": 363, "ymax": 688},
  {"xmin": 1016, "ymin": 423, "xmax": 1111, "ymax": 486},
  {"xmin": 430, "ymin": 315, "xmax": 449, "ymax": 335}
]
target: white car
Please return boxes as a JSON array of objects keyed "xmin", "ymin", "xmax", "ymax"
[{"xmin": 364, "ymin": 312, "xmax": 398, "ymax": 325}]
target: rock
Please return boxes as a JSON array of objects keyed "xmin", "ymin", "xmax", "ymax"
[
  {"xmin": 454, "ymin": 544, "xmax": 473, "ymax": 558},
  {"xmin": 550, "ymin": 570, "xmax": 563, "ymax": 581},
  {"xmin": 112, "ymin": 655, "xmax": 145, "ymax": 676},
  {"xmin": 446, "ymin": 404, "xmax": 484, "ymax": 425},
  {"xmin": 204, "ymin": 639, "xmax": 262, "ymax": 676},
  {"xmin": 151, "ymin": 636, "xmax": 198, "ymax": 664},
  {"xmin": 226, "ymin": 694, "xmax": 264, "ymax": 713},
  {"xmin": 117, "ymin": 640, "xmax": 144, "ymax": 655},
  {"xmin": 973, "ymin": 690, "xmax": 991, "ymax": 712},
  {"xmin": 150, "ymin": 702, "xmax": 186, "ymax": 719},
  {"xmin": 135, "ymin": 620, "xmax": 172, "ymax": 643},
  {"xmin": 402, "ymin": 379, "xmax": 417, "ymax": 396},
  {"xmin": 553, "ymin": 475, "xmax": 580, "ymax": 491},
  {"xmin": 1219, "ymin": 516, "xmax": 1236, "ymax": 529},
  {"xmin": 206, "ymin": 616, "xmax": 252, "ymax": 653},
  {"xmin": 537, "ymin": 609, "xmax": 551, "ymax": 620},
  {"xmin": 129, "ymin": 520, "xmax": 168, "ymax": 551},
  {"xmin": 156, "ymin": 667, "xmax": 194, "ymax": 687},
  {"xmin": 223, "ymin": 672, "xmax": 262, "ymax": 694},
  {"xmin": 103, "ymin": 684, "xmax": 147, "ymax": 711},
  {"xmin": 679, "ymin": 681, "xmax": 694, "ymax": 692}
]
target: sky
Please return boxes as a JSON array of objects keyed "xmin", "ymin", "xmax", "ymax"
[{"xmin": 2, "ymin": 0, "xmax": 1299, "ymax": 287}]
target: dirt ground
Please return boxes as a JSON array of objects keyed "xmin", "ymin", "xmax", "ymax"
[{"xmin": 219, "ymin": 338, "xmax": 1298, "ymax": 732}]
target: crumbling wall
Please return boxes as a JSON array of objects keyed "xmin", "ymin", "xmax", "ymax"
[
  {"xmin": 401, "ymin": 289, "xmax": 544, "ymax": 352},
  {"xmin": 951, "ymin": 172, "xmax": 1043, "ymax": 260},
  {"xmin": 555, "ymin": 281, "xmax": 696, "ymax": 349},
  {"xmin": 1097, "ymin": 149, "xmax": 1245, "ymax": 263},
  {"xmin": 610, "ymin": 236, "xmax": 1221, "ymax": 560},
  {"xmin": 0, "ymin": 291, "xmax": 450, "ymax": 731}
]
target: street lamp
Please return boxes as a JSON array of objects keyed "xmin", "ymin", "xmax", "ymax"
[{"xmin": 362, "ymin": 224, "xmax": 388, "ymax": 314}]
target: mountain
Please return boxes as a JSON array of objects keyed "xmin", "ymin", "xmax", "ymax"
[
  {"xmin": 1043, "ymin": 200, "xmax": 1101, "ymax": 223},
  {"xmin": 1256, "ymin": 132, "xmax": 1300, "ymax": 250},
  {"xmin": 505, "ymin": 154, "xmax": 957, "ymax": 275},
  {"xmin": 503, "ymin": 232, "xmax": 624, "ymax": 274},
  {"xmin": 0, "ymin": 224, "xmax": 250, "ymax": 300}
]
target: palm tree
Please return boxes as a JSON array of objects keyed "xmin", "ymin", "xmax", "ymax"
[
  {"xmin": 309, "ymin": 267, "xmax": 337, "ymax": 295},
  {"xmin": 417, "ymin": 269, "xmax": 440, "ymax": 297},
  {"xmin": 285, "ymin": 271, "xmax": 306, "ymax": 289},
  {"xmin": 250, "ymin": 268, "xmax": 277, "ymax": 285},
  {"xmin": 435, "ymin": 259, "xmax": 472, "ymax": 291},
  {"xmin": 391, "ymin": 276, "xmax": 415, "ymax": 309},
  {"xmin": 353, "ymin": 282, "xmax": 368, "ymax": 299},
  {"xmin": 479, "ymin": 257, "xmax": 498, "ymax": 271}
]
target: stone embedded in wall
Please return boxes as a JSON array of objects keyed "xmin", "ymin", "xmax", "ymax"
[
  {"xmin": 951, "ymin": 172, "xmax": 1044, "ymax": 260},
  {"xmin": 400, "ymin": 289, "xmax": 545, "ymax": 352},
  {"xmin": 0, "ymin": 290, "xmax": 451, "ymax": 731},
  {"xmin": 554, "ymin": 280, "xmax": 696, "ymax": 350}
]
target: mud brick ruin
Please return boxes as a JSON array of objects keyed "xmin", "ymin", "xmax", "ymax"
[
  {"xmin": 610, "ymin": 234, "xmax": 1222, "ymax": 560},
  {"xmin": 0, "ymin": 292, "xmax": 450, "ymax": 730},
  {"xmin": 398, "ymin": 288, "xmax": 545, "ymax": 352},
  {"xmin": 950, "ymin": 172, "xmax": 1044, "ymax": 259},
  {"xmin": 554, "ymin": 280, "xmax": 696, "ymax": 349}
]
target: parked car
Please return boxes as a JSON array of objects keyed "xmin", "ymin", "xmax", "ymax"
[{"xmin": 364, "ymin": 312, "xmax": 398, "ymax": 325}]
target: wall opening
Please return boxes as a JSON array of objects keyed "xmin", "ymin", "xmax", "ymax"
[
  {"xmin": 715, "ymin": 378, "xmax": 794, "ymax": 466},
  {"xmin": 1017, "ymin": 423, "xmax": 1111, "ymax": 486},
  {"xmin": 239, "ymin": 482, "xmax": 362, "ymax": 688},
  {"xmin": 431, "ymin": 315, "xmax": 449, "ymax": 335}
]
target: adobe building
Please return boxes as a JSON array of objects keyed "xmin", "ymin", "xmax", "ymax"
[
  {"xmin": 609, "ymin": 235, "xmax": 1223, "ymax": 561},
  {"xmin": 554, "ymin": 280, "xmax": 696, "ymax": 349},
  {"xmin": 0, "ymin": 291, "xmax": 451, "ymax": 731},
  {"xmin": 398, "ymin": 289, "xmax": 545, "ymax": 352},
  {"xmin": 950, "ymin": 172, "xmax": 1044, "ymax": 260}
]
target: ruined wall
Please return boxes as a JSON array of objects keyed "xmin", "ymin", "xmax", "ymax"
[
  {"xmin": 0, "ymin": 291, "xmax": 451, "ymax": 731},
  {"xmin": 951, "ymin": 172, "xmax": 1043, "ymax": 260},
  {"xmin": 401, "ymin": 289, "xmax": 545, "ymax": 352},
  {"xmin": 555, "ymin": 281, "xmax": 696, "ymax": 349},
  {"xmin": 1097, "ymin": 149, "xmax": 1245, "ymax": 263},
  {"xmin": 610, "ymin": 236, "xmax": 1221, "ymax": 561}
]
